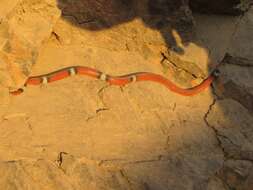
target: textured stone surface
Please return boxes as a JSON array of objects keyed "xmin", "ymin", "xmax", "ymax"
[
  {"xmin": 0, "ymin": 0, "xmax": 60, "ymax": 89},
  {"xmin": 0, "ymin": 1, "xmax": 253, "ymax": 190},
  {"xmin": 216, "ymin": 160, "xmax": 253, "ymax": 190},
  {"xmin": 206, "ymin": 57, "xmax": 253, "ymax": 190},
  {"xmin": 228, "ymin": 7, "xmax": 253, "ymax": 60}
]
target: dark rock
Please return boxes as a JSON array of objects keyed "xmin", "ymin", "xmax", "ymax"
[{"xmin": 189, "ymin": 0, "xmax": 251, "ymax": 15}]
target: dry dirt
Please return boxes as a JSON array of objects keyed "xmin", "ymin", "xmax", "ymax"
[{"xmin": 0, "ymin": 1, "xmax": 253, "ymax": 190}]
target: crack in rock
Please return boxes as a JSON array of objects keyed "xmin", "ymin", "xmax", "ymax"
[
  {"xmin": 56, "ymin": 152, "xmax": 68, "ymax": 168},
  {"xmin": 97, "ymin": 85, "xmax": 110, "ymax": 107},
  {"xmin": 99, "ymin": 155, "xmax": 166, "ymax": 167},
  {"xmin": 86, "ymin": 107, "xmax": 110, "ymax": 122},
  {"xmin": 119, "ymin": 169, "xmax": 134, "ymax": 190},
  {"xmin": 204, "ymin": 98, "xmax": 253, "ymax": 163},
  {"xmin": 223, "ymin": 53, "xmax": 253, "ymax": 67},
  {"xmin": 204, "ymin": 98, "xmax": 227, "ymax": 158},
  {"xmin": 161, "ymin": 52, "xmax": 200, "ymax": 79}
]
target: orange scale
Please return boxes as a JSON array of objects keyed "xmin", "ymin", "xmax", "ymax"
[
  {"xmin": 26, "ymin": 77, "xmax": 42, "ymax": 85},
  {"xmin": 48, "ymin": 70, "xmax": 70, "ymax": 82}
]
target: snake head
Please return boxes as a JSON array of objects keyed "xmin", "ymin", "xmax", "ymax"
[{"xmin": 212, "ymin": 69, "xmax": 220, "ymax": 78}]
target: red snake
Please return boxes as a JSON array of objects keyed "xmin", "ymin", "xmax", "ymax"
[{"xmin": 9, "ymin": 66, "xmax": 220, "ymax": 96}]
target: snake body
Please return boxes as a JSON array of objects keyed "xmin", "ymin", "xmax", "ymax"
[{"xmin": 10, "ymin": 66, "xmax": 220, "ymax": 96}]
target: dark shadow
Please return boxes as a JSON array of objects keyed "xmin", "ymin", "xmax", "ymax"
[
  {"xmin": 56, "ymin": 0, "xmax": 194, "ymax": 54},
  {"xmin": 189, "ymin": 0, "xmax": 246, "ymax": 15}
]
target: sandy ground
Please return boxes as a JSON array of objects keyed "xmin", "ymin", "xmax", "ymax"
[{"xmin": 0, "ymin": 1, "xmax": 253, "ymax": 189}]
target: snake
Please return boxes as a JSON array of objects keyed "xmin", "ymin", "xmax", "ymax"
[{"xmin": 9, "ymin": 66, "xmax": 220, "ymax": 96}]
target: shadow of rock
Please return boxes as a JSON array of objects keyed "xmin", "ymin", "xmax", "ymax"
[
  {"xmin": 190, "ymin": 0, "xmax": 251, "ymax": 15},
  {"xmin": 56, "ymin": 0, "xmax": 194, "ymax": 54}
]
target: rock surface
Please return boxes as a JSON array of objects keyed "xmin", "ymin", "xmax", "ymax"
[
  {"xmin": 0, "ymin": 1, "xmax": 253, "ymax": 190},
  {"xmin": 0, "ymin": 0, "xmax": 60, "ymax": 89}
]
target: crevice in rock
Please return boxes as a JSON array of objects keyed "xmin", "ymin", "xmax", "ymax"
[
  {"xmin": 97, "ymin": 85, "xmax": 110, "ymax": 107},
  {"xmin": 119, "ymin": 169, "xmax": 134, "ymax": 190},
  {"xmin": 123, "ymin": 157, "xmax": 164, "ymax": 165},
  {"xmin": 223, "ymin": 53, "xmax": 253, "ymax": 67},
  {"xmin": 160, "ymin": 52, "xmax": 199, "ymax": 79},
  {"xmin": 210, "ymin": 84, "xmax": 224, "ymax": 100},
  {"xmin": 204, "ymin": 95, "xmax": 253, "ymax": 163},
  {"xmin": 51, "ymin": 31, "xmax": 61, "ymax": 43},
  {"xmin": 99, "ymin": 155, "xmax": 165, "ymax": 166},
  {"xmin": 24, "ymin": 116, "xmax": 33, "ymax": 131},
  {"xmin": 84, "ymin": 85, "xmax": 112, "ymax": 121},
  {"xmin": 96, "ymin": 107, "xmax": 110, "ymax": 114},
  {"xmin": 98, "ymin": 158, "xmax": 127, "ymax": 166},
  {"xmin": 86, "ymin": 107, "xmax": 110, "ymax": 122},
  {"xmin": 203, "ymin": 98, "xmax": 227, "ymax": 158},
  {"xmin": 56, "ymin": 151, "xmax": 68, "ymax": 168}
]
